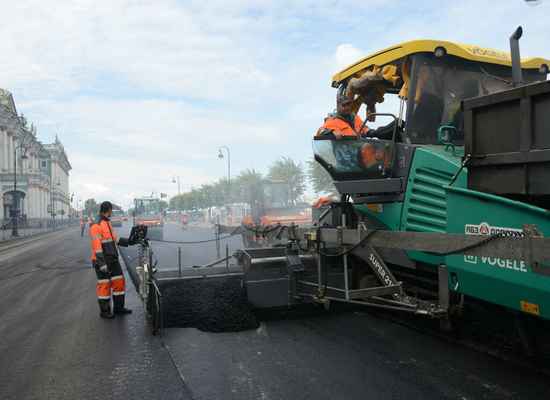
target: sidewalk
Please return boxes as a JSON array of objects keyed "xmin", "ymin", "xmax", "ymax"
[{"xmin": 0, "ymin": 225, "xmax": 75, "ymax": 242}]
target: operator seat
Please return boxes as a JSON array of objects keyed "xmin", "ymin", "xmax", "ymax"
[{"xmin": 408, "ymin": 92, "xmax": 444, "ymax": 144}]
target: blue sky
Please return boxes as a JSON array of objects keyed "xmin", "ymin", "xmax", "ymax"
[{"xmin": 1, "ymin": 0, "xmax": 549, "ymax": 208}]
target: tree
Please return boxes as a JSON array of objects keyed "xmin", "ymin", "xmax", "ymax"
[
  {"xmin": 159, "ymin": 200, "xmax": 169, "ymax": 211},
  {"xmin": 84, "ymin": 198, "xmax": 98, "ymax": 217},
  {"xmin": 234, "ymin": 169, "xmax": 264, "ymax": 206},
  {"xmin": 268, "ymin": 157, "xmax": 306, "ymax": 206},
  {"xmin": 307, "ymin": 158, "xmax": 335, "ymax": 194}
]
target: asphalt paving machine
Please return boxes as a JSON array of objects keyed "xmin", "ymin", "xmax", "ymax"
[{"xmin": 132, "ymin": 29, "xmax": 550, "ymax": 349}]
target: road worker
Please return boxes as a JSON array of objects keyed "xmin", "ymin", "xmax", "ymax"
[
  {"xmin": 312, "ymin": 196, "xmax": 332, "ymax": 209},
  {"xmin": 90, "ymin": 201, "xmax": 134, "ymax": 319},
  {"xmin": 316, "ymin": 94, "xmax": 369, "ymax": 139}
]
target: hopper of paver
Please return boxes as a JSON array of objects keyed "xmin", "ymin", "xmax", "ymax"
[
  {"xmin": 130, "ymin": 237, "xmax": 320, "ymax": 333},
  {"xmin": 236, "ymin": 247, "xmax": 316, "ymax": 309}
]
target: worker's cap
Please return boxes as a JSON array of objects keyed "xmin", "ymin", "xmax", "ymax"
[{"xmin": 100, "ymin": 201, "xmax": 113, "ymax": 213}]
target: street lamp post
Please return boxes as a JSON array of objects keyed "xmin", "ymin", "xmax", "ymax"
[
  {"xmin": 218, "ymin": 146, "xmax": 231, "ymax": 199},
  {"xmin": 11, "ymin": 138, "xmax": 29, "ymax": 237},
  {"xmin": 172, "ymin": 176, "xmax": 181, "ymax": 195},
  {"xmin": 49, "ymin": 177, "xmax": 60, "ymax": 229},
  {"xmin": 54, "ymin": 180, "xmax": 60, "ymax": 228}
]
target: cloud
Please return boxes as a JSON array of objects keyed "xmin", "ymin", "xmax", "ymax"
[
  {"xmin": 2, "ymin": 0, "xmax": 550, "ymax": 206},
  {"xmin": 70, "ymin": 150, "xmax": 216, "ymax": 209},
  {"xmin": 334, "ymin": 44, "xmax": 366, "ymax": 72}
]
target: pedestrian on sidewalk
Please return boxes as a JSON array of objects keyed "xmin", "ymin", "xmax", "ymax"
[
  {"xmin": 80, "ymin": 217, "xmax": 85, "ymax": 237},
  {"xmin": 90, "ymin": 201, "xmax": 135, "ymax": 319}
]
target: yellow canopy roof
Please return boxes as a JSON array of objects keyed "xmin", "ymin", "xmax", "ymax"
[{"xmin": 332, "ymin": 39, "xmax": 550, "ymax": 87}]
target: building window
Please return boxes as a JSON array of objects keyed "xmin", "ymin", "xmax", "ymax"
[{"xmin": 41, "ymin": 161, "xmax": 47, "ymax": 169}]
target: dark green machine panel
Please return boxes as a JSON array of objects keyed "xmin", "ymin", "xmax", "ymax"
[
  {"xmin": 400, "ymin": 146, "xmax": 466, "ymax": 266},
  {"xmin": 355, "ymin": 144, "xmax": 550, "ymax": 318},
  {"xmin": 445, "ymin": 187, "xmax": 550, "ymax": 319}
]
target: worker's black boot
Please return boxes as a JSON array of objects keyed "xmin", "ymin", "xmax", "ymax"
[
  {"xmin": 113, "ymin": 294, "xmax": 132, "ymax": 315},
  {"xmin": 98, "ymin": 299, "xmax": 114, "ymax": 319}
]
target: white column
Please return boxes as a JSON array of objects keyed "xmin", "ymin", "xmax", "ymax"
[
  {"xmin": 1, "ymin": 130, "xmax": 5, "ymax": 170},
  {"xmin": 35, "ymin": 188, "xmax": 39, "ymax": 219},
  {"xmin": 11, "ymin": 134, "xmax": 15, "ymax": 172},
  {"xmin": 43, "ymin": 188, "xmax": 47, "ymax": 218},
  {"xmin": 39, "ymin": 188, "xmax": 43, "ymax": 219},
  {"xmin": 7, "ymin": 132, "xmax": 11, "ymax": 170},
  {"xmin": 35, "ymin": 188, "xmax": 40, "ymax": 219},
  {"xmin": 29, "ymin": 187, "xmax": 34, "ymax": 218},
  {"xmin": 2, "ymin": 130, "xmax": 7, "ymax": 170},
  {"xmin": 7, "ymin": 133, "xmax": 12, "ymax": 172}
]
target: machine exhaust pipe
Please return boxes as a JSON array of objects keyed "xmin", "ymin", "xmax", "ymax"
[{"xmin": 510, "ymin": 26, "xmax": 523, "ymax": 87}]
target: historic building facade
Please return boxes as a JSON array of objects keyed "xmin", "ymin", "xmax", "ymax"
[{"xmin": 0, "ymin": 89, "xmax": 71, "ymax": 224}]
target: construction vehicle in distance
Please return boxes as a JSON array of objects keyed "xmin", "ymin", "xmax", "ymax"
[
  {"xmin": 133, "ymin": 196, "xmax": 164, "ymax": 241},
  {"xmin": 254, "ymin": 180, "xmax": 311, "ymax": 226},
  {"xmin": 133, "ymin": 28, "xmax": 550, "ymax": 355},
  {"xmin": 240, "ymin": 179, "xmax": 310, "ymax": 224}
]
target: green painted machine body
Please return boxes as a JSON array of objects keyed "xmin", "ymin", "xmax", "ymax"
[{"xmin": 355, "ymin": 146, "xmax": 550, "ymax": 318}]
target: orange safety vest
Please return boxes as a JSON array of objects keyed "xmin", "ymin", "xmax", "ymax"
[
  {"xmin": 90, "ymin": 218, "xmax": 125, "ymax": 299},
  {"xmin": 312, "ymin": 196, "xmax": 332, "ymax": 208},
  {"xmin": 90, "ymin": 217, "xmax": 119, "ymax": 263},
  {"xmin": 242, "ymin": 215, "xmax": 254, "ymax": 226},
  {"xmin": 316, "ymin": 114, "xmax": 368, "ymax": 137},
  {"xmin": 90, "ymin": 223, "xmax": 103, "ymax": 263}
]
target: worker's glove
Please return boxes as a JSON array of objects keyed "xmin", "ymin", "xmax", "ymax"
[
  {"xmin": 118, "ymin": 237, "xmax": 130, "ymax": 247},
  {"xmin": 98, "ymin": 264, "xmax": 109, "ymax": 274}
]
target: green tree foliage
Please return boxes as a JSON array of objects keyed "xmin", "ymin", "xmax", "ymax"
[
  {"xmin": 159, "ymin": 200, "xmax": 169, "ymax": 211},
  {"xmin": 168, "ymin": 159, "xmax": 306, "ymax": 211},
  {"xmin": 307, "ymin": 158, "xmax": 335, "ymax": 194},
  {"xmin": 169, "ymin": 170, "xmax": 267, "ymax": 211},
  {"xmin": 268, "ymin": 157, "xmax": 305, "ymax": 206},
  {"xmin": 84, "ymin": 198, "xmax": 98, "ymax": 217},
  {"xmin": 235, "ymin": 169, "xmax": 264, "ymax": 206}
]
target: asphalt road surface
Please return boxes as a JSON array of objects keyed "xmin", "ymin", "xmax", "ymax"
[
  {"xmin": 2, "ymin": 224, "xmax": 550, "ymax": 399},
  {"xmin": 0, "ymin": 228, "xmax": 190, "ymax": 400},
  {"xmin": 117, "ymin": 221, "xmax": 243, "ymax": 270}
]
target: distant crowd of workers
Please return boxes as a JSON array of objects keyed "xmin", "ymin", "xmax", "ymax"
[{"xmin": 82, "ymin": 201, "xmax": 137, "ymax": 319}]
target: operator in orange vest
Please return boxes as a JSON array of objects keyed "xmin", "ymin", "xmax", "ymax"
[
  {"xmin": 90, "ymin": 201, "xmax": 134, "ymax": 319},
  {"xmin": 316, "ymin": 94, "xmax": 369, "ymax": 139}
]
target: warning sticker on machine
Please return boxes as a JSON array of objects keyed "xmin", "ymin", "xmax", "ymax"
[
  {"xmin": 464, "ymin": 222, "xmax": 524, "ymax": 237},
  {"xmin": 463, "ymin": 222, "xmax": 527, "ymax": 272},
  {"xmin": 520, "ymin": 300, "xmax": 540, "ymax": 316}
]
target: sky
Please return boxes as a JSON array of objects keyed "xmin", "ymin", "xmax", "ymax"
[{"xmin": 1, "ymin": 0, "xmax": 549, "ymax": 209}]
